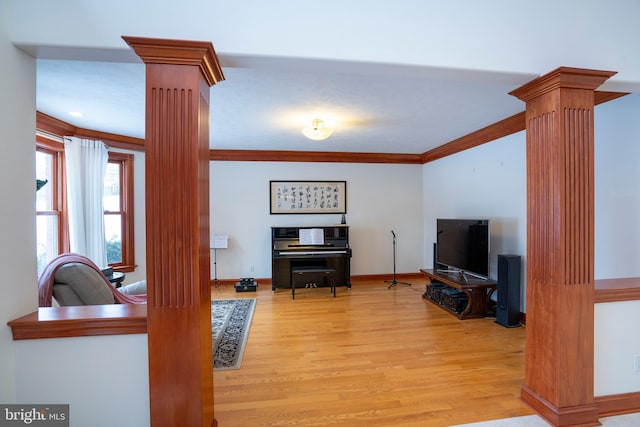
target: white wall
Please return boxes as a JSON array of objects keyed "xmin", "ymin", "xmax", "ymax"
[
  {"xmin": 0, "ymin": 3, "xmax": 37, "ymax": 403},
  {"xmin": 595, "ymin": 301, "xmax": 640, "ymax": 396},
  {"xmin": 593, "ymin": 94, "xmax": 640, "ymax": 397},
  {"xmin": 595, "ymin": 94, "xmax": 640, "ymax": 279},
  {"xmin": 422, "ymin": 132, "xmax": 528, "ymax": 293},
  {"xmin": 13, "ymin": 334, "xmax": 150, "ymax": 426},
  {"xmin": 210, "ymin": 161, "xmax": 423, "ymax": 281}
]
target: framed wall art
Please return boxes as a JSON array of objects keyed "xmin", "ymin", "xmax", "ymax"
[{"xmin": 270, "ymin": 180, "xmax": 347, "ymax": 214}]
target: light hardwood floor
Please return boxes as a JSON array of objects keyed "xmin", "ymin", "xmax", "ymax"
[{"xmin": 212, "ymin": 278, "xmax": 531, "ymax": 427}]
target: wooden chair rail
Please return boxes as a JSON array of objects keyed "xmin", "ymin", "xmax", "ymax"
[
  {"xmin": 6, "ymin": 276, "xmax": 638, "ymax": 341},
  {"xmin": 595, "ymin": 277, "xmax": 640, "ymax": 303},
  {"xmin": 8, "ymin": 304, "xmax": 147, "ymax": 340}
]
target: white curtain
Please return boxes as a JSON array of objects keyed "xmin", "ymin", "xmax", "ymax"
[{"xmin": 64, "ymin": 137, "xmax": 109, "ymax": 268}]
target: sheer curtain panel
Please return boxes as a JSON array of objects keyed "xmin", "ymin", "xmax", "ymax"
[{"xmin": 64, "ymin": 137, "xmax": 108, "ymax": 268}]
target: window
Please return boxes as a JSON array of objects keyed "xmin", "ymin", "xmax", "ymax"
[
  {"xmin": 35, "ymin": 137, "xmax": 136, "ymax": 275},
  {"xmin": 104, "ymin": 152, "xmax": 135, "ymax": 272},
  {"xmin": 36, "ymin": 138, "xmax": 67, "ymax": 275}
]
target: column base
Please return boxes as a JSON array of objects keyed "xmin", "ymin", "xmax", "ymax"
[{"xmin": 521, "ymin": 385, "xmax": 601, "ymax": 427}]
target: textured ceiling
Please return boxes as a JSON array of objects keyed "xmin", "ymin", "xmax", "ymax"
[
  {"xmin": 23, "ymin": 0, "xmax": 639, "ymax": 155},
  {"xmin": 36, "ymin": 57, "xmax": 532, "ymax": 154}
]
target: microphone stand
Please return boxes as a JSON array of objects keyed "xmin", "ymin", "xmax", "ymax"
[
  {"xmin": 385, "ymin": 230, "xmax": 412, "ymax": 289},
  {"xmin": 213, "ymin": 247, "xmax": 219, "ymax": 288}
]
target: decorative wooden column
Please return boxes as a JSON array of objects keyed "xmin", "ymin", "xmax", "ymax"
[
  {"xmin": 123, "ymin": 36, "xmax": 224, "ymax": 427},
  {"xmin": 510, "ymin": 67, "xmax": 615, "ymax": 427}
]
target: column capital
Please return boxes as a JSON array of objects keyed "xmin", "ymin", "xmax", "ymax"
[
  {"xmin": 122, "ymin": 36, "xmax": 225, "ymax": 87},
  {"xmin": 510, "ymin": 66, "xmax": 616, "ymax": 102}
]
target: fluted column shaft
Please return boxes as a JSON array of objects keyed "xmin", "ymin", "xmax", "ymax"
[{"xmin": 510, "ymin": 67, "xmax": 615, "ymax": 427}]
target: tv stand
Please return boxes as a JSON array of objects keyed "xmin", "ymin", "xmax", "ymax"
[{"xmin": 420, "ymin": 268, "xmax": 497, "ymax": 320}]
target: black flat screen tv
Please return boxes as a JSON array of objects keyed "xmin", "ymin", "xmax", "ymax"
[{"xmin": 436, "ymin": 218, "xmax": 490, "ymax": 279}]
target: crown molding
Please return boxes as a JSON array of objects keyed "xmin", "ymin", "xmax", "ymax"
[
  {"xmin": 37, "ymin": 90, "xmax": 627, "ymax": 163},
  {"xmin": 419, "ymin": 90, "xmax": 628, "ymax": 164},
  {"xmin": 210, "ymin": 149, "xmax": 423, "ymax": 164}
]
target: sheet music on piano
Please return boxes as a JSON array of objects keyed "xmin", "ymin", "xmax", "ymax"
[{"xmin": 299, "ymin": 228, "xmax": 324, "ymax": 245}]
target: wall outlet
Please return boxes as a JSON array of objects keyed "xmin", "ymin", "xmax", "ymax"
[{"xmin": 634, "ymin": 355, "xmax": 640, "ymax": 373}]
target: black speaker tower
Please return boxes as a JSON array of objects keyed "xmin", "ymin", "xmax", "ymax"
[{"xmin": 495, "ymin": 254, "xmax": 521, "ymax": 328}]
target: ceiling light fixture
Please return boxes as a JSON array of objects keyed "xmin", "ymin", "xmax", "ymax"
[
  {"xmin": 69, "ymin": 111, "xmax": 84, "ymax": 118},
  {"xmin": 302, "ymin": 118, "xmax": 333, "ymax": 141}
]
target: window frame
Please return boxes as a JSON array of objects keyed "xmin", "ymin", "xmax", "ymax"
[
  {"xmin": 106, "ymin": 151, "xmax": 136, "ymax": 272},
  {"xmin": 36, "ymin": 136, "xmax": 69, "ymax": 256}
]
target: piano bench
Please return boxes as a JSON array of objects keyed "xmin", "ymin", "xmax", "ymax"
[{"xmin": 290, "ymin": 267, "xmax": 336, "ymax": 299}]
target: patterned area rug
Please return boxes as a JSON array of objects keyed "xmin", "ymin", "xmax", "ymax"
[{"xmin": 212, "ymin": 298, "xmax": 256, "ymax": 371}]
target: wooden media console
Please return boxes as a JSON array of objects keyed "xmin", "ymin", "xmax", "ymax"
[{"xmin": 420, "ymin": 268, "xmax": 497, "ymax": 320}]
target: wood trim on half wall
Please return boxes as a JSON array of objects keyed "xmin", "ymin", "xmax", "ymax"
[
  {"xmin": 595, "ymin": 392, "xmax": 640, "ymax": 418},
  {"xmin": 8, "ymin": 305, "xmax": 147, "ymax": 340}
]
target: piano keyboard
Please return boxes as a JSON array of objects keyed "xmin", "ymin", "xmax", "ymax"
[{"xmin": 277, "ymin": 250, "xmax": 347, "ymax": 256}]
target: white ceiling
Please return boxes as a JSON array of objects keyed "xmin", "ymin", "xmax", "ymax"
[
  {"xmin": 35, "ymin": 57, "xmax": 532, "ymax": 154},
  {"xmin": 18, "ymin": 0, "xmax": 640, "ymax": 155}
]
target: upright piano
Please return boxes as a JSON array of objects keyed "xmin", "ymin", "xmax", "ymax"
[{"xmin": 271, "ymin": 225, "xmax": 352, "ymax": 292}]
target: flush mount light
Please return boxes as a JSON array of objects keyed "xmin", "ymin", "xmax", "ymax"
[
  {"xmin": 69, "ymin": 111, "xmax": 84, "ymax": 118},
  {"xmin": 302, "ymin": 118, "xmax": 333, "ymax": 141}
]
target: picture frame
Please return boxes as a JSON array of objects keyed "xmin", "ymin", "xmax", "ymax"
[{"xmin": 270, "ymin": 180, "xmax": 347, "ymax": 214}]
